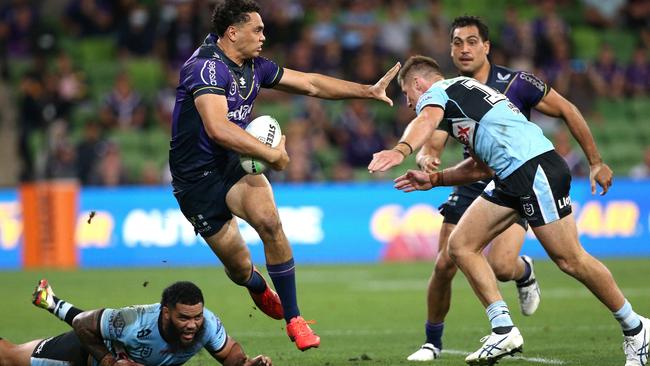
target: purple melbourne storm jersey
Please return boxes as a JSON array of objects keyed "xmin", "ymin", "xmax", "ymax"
[
  {"xmin": 169, "ymin": 34, "xmax": 283, "ymax": 186},
  {"xmin": 448, "ymin": 64, "xmax": 549, "ymax": 197}
]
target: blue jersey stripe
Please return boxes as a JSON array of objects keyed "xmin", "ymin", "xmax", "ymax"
[{"xmin": 533, "ymin": 165, "xmax": 559, "ymax": 223}]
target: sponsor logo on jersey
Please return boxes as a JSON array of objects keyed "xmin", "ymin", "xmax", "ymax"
[
  {"xmin": 518, "ymin": 72, "xmax": 545, "ymax": 93},
  {"xmin": 496, "ymin": 72, "xmax": 511, "ymax": 82},
  {"xmin": 239, "ymin": 76, "xmax": 247, "ymax": 89},
  {"xmin": 227, "ymin": 104, "xmax": 253, "ymax": 121},
  {"xmin": 200, "ymin": 60, "xmax": 218, "ymax": 86}
]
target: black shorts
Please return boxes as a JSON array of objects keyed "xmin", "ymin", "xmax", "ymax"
[
  {"xmin": 31, "ymin": 331, "xmax": 89, "ymax": 365},
  {"xmin": 439, "ymin": 189, "xmax": 529, "ymax": 230},
  {"xmin": 173, "ymin": 151, "xmax": 247, "ymax": 238},
  {"xmin": 480, "ymin": 150, "xmax": 572, "ymax": 228}
]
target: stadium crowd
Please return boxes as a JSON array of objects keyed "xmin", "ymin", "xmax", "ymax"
[{"xmin": 0, "ymin": 0, "xmax": 648, "ymax": 185}]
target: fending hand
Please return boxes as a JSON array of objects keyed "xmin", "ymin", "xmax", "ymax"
[
  {"xmin": 369, "ymin": 62, "xmax": 401, "ymax": 106},
  {"xmin": 589, "ymin": 162, "xmax": 613, "ymax": 196}
]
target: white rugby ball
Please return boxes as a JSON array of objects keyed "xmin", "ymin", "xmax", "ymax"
[{"xmin": 240, "ymin": 115, "xmax": 282, "ymax": 175}]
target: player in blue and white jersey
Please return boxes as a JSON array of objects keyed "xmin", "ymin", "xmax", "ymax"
[
  {"xmin": 0, "ymin": 280, "xmax": 272, "ymax": 366},
  {"xmin": 368, "ymin": 55, "xmax": 649, "ymax": 366},
  {"xmin": 406, "ymin": 15, "xmax": 603, "ymax": 361},
  {"xmin": 169, "ymin": 0, "xmax": 399, "ymax": 351}
]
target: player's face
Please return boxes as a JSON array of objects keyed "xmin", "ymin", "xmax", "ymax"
[
  {"xmin": 450, "ymin": 25, "xmax": 490, "ymax": 76},
  {"xmin": 400, "ymin": 77, "xmax": 423, "ymax": 111},
  {"xmin": 163, "ymin": 303, "xmax": 205, "ymax": 348},
  {"xmin": 234, "ymin": 12, "xmax": 266, "ymax": 59}
]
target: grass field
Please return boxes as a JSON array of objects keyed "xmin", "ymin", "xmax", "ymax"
[{"xmin": 1, "ymin": 259, "xmax": 649, "ymax": 365}]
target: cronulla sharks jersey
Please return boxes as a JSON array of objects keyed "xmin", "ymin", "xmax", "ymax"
[
  {"xmin": 170, "ymin": 33, "xmax": 283, "ymax": 184},
  {"xmin": 416, "ymin": 76, "xmax": 554, "ymax": 179},
  {"xmin": 450, "ymin": 65, "xmax": 549, "ymax": 196},
  {"xmin": 96, "ymin": 303, "xmax": 227, "ymax": 366}
]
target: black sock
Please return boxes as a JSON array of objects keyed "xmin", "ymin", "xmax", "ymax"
[
  {"xmin": 623, "ymin": 322, "xmax": 643, "ymax": 337},
  {"xmin": 52, "ymin": 297, "xmax": 84, "ymax": 327},
  {"xmin": 493, "ymin": 326, "xmax": 514, "ymax": 335}
]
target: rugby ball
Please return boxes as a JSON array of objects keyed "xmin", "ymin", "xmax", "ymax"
[{"xmin": 240, "ymin": 115, "xmax": 282, "ymax": 175}]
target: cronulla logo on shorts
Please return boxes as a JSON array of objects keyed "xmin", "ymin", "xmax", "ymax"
[
  {"xmin": 200, "ymin": 60, "xmax": 218, "ymax": 86},
  {"xmin": 227, "ymin": 104, "xmax": 253, "ymax": 121}
]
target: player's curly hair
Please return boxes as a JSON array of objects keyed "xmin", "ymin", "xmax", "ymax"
[
  {"xmin": 161, "ymin": 281, "xmax": 205, "ymax": 308},
  {"xmin": 211, "ymin": 0, "xmax": 261, "ymax": 36},
  {"xmin": 398, "ymin": 55, "xmax": 442, "ymax": 86},
  {"xmin": 450, "ymin": 15, "xmax": 489, "ymax": 42}
]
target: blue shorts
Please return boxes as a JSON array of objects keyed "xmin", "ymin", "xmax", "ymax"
[
  {"xmin": 481, "ymin": 150, "xmax": 572, "ymax": 228},
  {"xmin": 173, "ymin": 151, "xmax": 247, "ymax": 238}
]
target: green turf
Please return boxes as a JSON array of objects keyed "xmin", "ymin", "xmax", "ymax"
[{"xmin": 1, "ymin": 259, "xmax": 649, "ymax": 365}]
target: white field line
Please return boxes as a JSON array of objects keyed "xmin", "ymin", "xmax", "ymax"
[
  {"xmin": 443, "ymin": 349, "xmax": 566, "ymax": 365},
  {"xmin": 233, "ymin": 329, "xmax": 566, "ymax": 364}
]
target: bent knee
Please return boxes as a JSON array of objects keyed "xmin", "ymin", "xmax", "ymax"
[
  {"xmin": 251, "ymin": 215, "xmax": 283, "ymax": 238},
  {"xmin": 434, "ymin": 252, "xmax": 457, "ymax": 278}
]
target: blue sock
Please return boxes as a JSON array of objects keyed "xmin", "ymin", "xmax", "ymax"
[
  {"xmin": 267, "ymin": 258, "xmax": 300, "ymax": 323},
  {"xmin": 486, "ymin": 300, "xmax": 514, "ymax": 330},
  {"xmin": 244, "ymin": 267, "xmax": 267, "ymax": 294},
  {"xmin": 516, "ymin": 257, "xmax": 532, "ymax": 284},
  {"xmin": 614, "ymin": 299, "xmax": 641, "ymax": 334},
  {"xmin": 425, "ymin": 321, "xmax": 444, "ymax": 350}
]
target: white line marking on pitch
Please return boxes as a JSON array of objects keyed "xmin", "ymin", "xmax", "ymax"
[{"xmin": 444, "ymin": 349, "xmax": 566, "ymax": 365}]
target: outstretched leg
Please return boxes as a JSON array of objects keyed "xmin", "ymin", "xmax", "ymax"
[
  {"xmin": 0, "ymin": 338, "xmax": 44, "ymax": 366},
  {"xmin": 226, "ymin": 173, "xmax": 319, "ymax": 351},
  {"xmin": 32, "ymin": 279, "xmax": 84, "ymax": 327}
]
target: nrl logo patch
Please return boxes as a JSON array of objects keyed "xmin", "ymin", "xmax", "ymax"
[{"xmin": 523, "ymin": 203, "xmax": 535, "ymax": 216}]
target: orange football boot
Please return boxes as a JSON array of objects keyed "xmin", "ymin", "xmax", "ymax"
[{"xmin": 286, "ymin": 316, "xmax": 320, "ymax": 351}]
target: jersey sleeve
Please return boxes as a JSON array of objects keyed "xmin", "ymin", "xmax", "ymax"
[
  {"xmin": 185, "ymin": 58, "xmax": 230, "ymax": 98},
  {"xmin": 100, "ymin": 306, "xmax": 140, "ymax": 343},
  {"xmin": 416, "ymin": 87, "xmax": 448, "ymax": 116},
  {"xmin": 202, "ymin": 308, "xmax": 228, "ymax": 353},
  {"xmin": 507, "ymin": 71, "xmax": 548, "ymax": 108},
  {"xmin": 256, "ymin": 57, "xmax": 284, "ymax": 89}
]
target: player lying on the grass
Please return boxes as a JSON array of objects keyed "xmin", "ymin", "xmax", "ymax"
[
  {"xmin": 0, "ymin": 279, "xmax": 271, "ymax": 366},
  {"xmin": 169, "ymin": 0, "xmax": 399, "ymax": 351},
  {"xmin": 368, "ymin": 55, "xmax": 649, "ymax": 366}
]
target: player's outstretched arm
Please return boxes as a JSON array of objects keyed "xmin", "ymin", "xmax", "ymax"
[
  {"xmin": 395, "ymin": 157, "xmax": 493, "ymax": 192},
  {"xmin": 195, "ymin": 94, "xmax": 289, "ymax": 170},
  {"xmin": 416, "ymin": 130, "xmax": 447, "ymax": 173},
  {"xmin": 210, "ymin": 336, "xmax": 272, "ymax": 366},
  {"xmin": 535, "ymin": 88, "xmax": 612, "ymax": 194},
  {"xmin": 368, "ymin": 106, "xmax": 444, "ymax": 173},
  {"xmin": 274, "ymin": 63, "xmax": 401, "ymax": 105}
]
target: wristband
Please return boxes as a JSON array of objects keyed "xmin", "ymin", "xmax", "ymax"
[
  {"xmin": 397, "ymin": 141, "xmax": 414, "ymax": 155},
  {"xmin": 429, "ymin": 170, "xmax": 445, "ymax": 187}
]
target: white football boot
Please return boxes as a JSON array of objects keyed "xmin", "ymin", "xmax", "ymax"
[
  {"xmin": 407, "ymin": 343, "xmax": 441, "ymax": 361},
  {"xmin": 465, "ymin": 327, "xmax": 523, "ymax": 365},
  {"xmin": 517, "ymin": 255, "xmax": 541, "ymax": 316},
  {"xmin": 624, "ymin": 317, "xmax": 650, "ymax": 366}
]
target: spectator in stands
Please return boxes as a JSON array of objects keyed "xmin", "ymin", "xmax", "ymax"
[
  {"xmin": 99, "ymin": 71, "xmax": 147, "ymax": 130},
  {"xmin": 0, "ymin": 0, "xmax": 39, "ymax": 59},
  {"xmin": 75, "ymin": 120, "xmax": 105, "ymax": 185},
  {"xmin": 630, "ymin": 147, "xmax": 650, "ymax": 180},
  {"xmin": 156, "ymin": 0, "xmax": 202, "ymax": 69},
  {"xmin": 45, "ymin": 119, "xmax": 77, "ymax": 179},
  {"xmin": 63, "ymin": 0, "xmax": 113, "ymax": 37},
  {"xmin": 53, "ymin": 52, "xmax": 87, "ymax": 119},
  {"xmin": 339, "ymin": 0, "xmax": 378, "ymax": 61},
  {"xmin": 531, "ymin": 0, "xmax": 570, "ymax": 69},
  {"xmin": 117, "ymin": 3, "xmax": 156, "ymax": 57},
  {"xmin": 412, "ymin": 0, "xmax": 454, "ymax": 75},
  {"xmin": 88, "ymin": 141, "xmax": 128, "ymax": 186},
  {"xmin": 588, "ymin": 43, "xmax": 626, "ymax": 99},
  {"xmin": 154, "ymin": 65, "xmax": 178, "ymax": 130},
  {"xmin": 624, "ymin": 0, "xmax": 650, "ymax": 48},
  {"xmin": 377, "ymin": 0, "xmax": 413, "ymax": 58},
  {"xmin": 17, "ymin": 71, "xmax": 47, "ymax": 181},
  {"xmin": 581, "ymin": 0, "xmax": 625, "ymax": 29},
  {"xmin": 625, "ymin": 45, "xmax": 650, "ymax": 97}
]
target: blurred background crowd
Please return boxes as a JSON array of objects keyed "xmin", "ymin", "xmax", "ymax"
[{"xmin": 0, "ymin": 0, "xmax": 648, "ymax": 187}]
